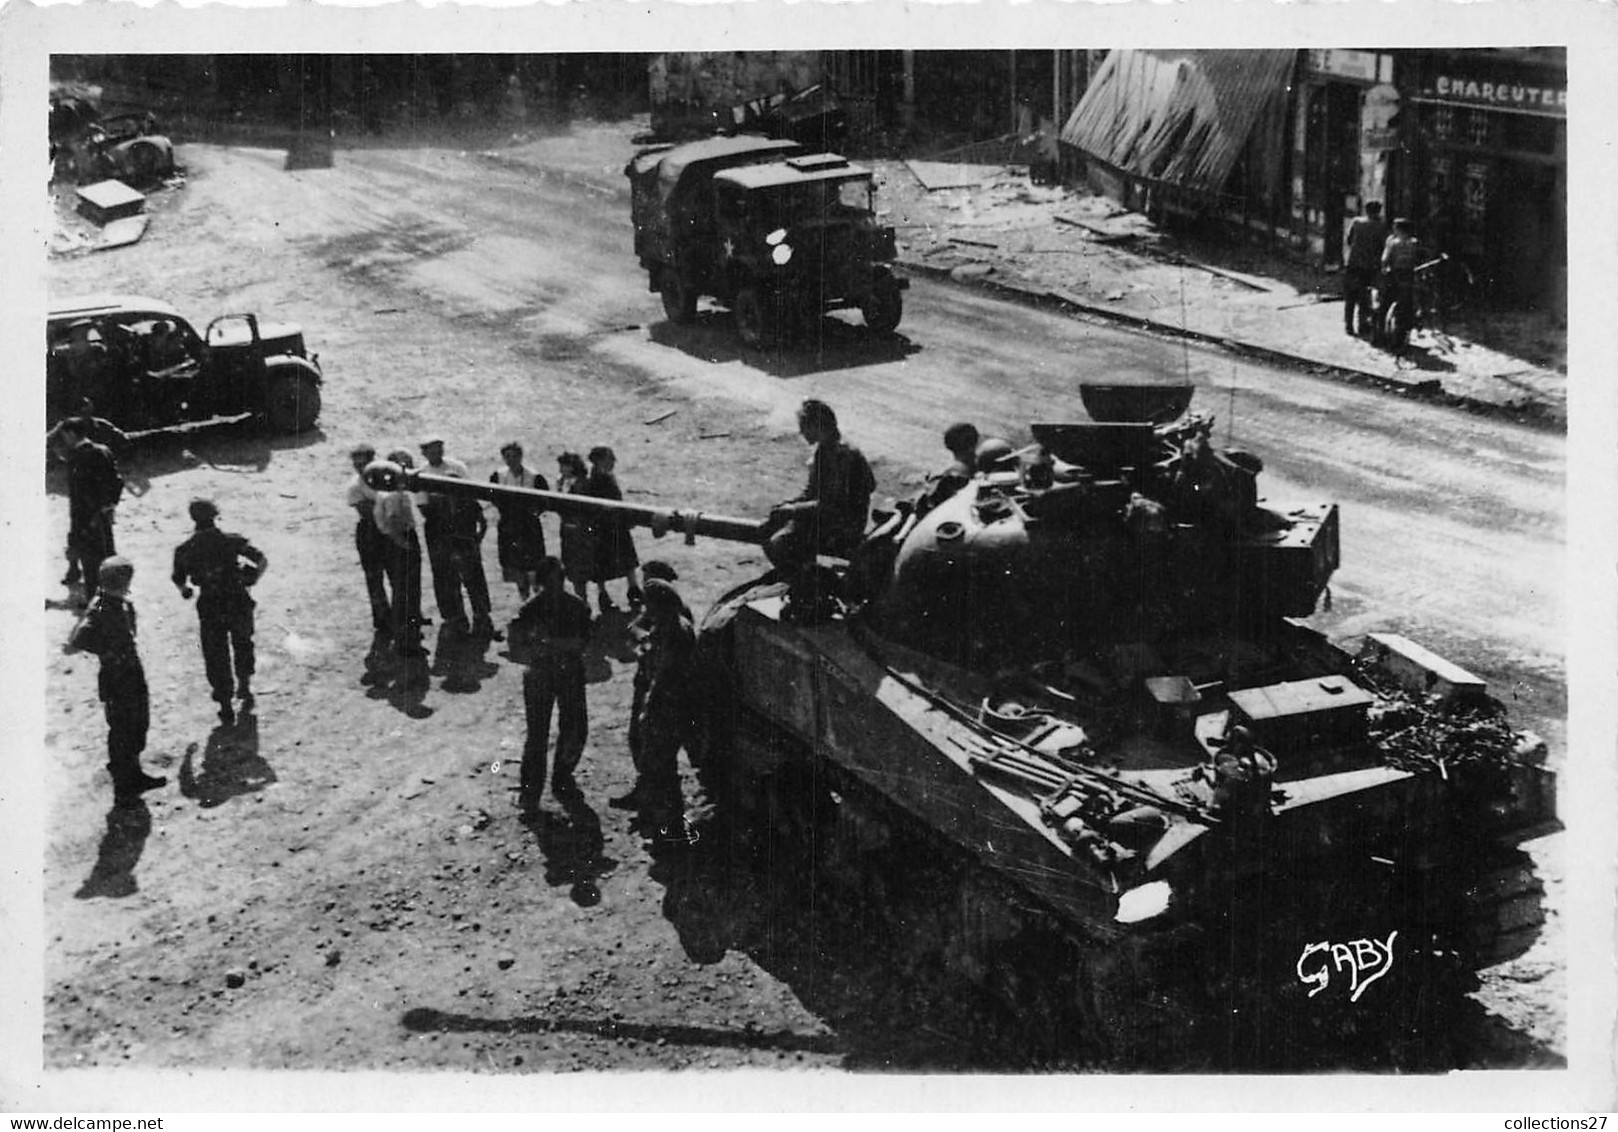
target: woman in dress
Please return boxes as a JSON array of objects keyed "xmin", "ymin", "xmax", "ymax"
[
  {"xmin": 555, "ymin": 451, "xmax": 595, "ymax": 605},
  {"xmin": 489, "ymin": 441, "xmax": 548, "ymax": 601},
  {"xmin": 582, "ymin": 445, "xmax": 645, "ymax": 614}
]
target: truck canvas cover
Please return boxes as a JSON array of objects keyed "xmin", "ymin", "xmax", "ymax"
[{"xmin": 637, "ymin": 135, "xmax": 803, "ymax": 205}]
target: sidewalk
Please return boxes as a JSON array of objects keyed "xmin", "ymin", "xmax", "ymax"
[{"xmin": 878, "ymin": 159, "xmax": 1566, "ymax": 429}]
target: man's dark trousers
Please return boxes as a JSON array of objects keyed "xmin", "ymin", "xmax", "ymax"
[
  {"xmin": 103, "ymin": 676, "xmax": 151, "ymax": 793},
  {"xmin": 1343, "ymin": 266, "xmax": 1377, "ymax": 334},
  {"xmin": 521, "ymin": 656, "xmax": 586, "ymax": 800},
  {"xmin": 199, "ymin": 595, "xmax": 255, "ymax": 707},
  {"xmin": 423, "ymin": 519, "xmax": 466, "ymax": 625},
  {"xmin": 449, "ymin": 535, "xmax": 493, "ymax": 623},
  {"xmin": 357, "ymin": 518, "xmax": 392, "ymax": 630}
]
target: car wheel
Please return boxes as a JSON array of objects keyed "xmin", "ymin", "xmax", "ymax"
[
  {"xmin": 861, "ymin": 271, "xmax": 903, "ymax": 335},
  {"xmin": 265, "ymin": 365, "xmax": 322, "ymax": 432},
  {"xmin": 733, "ymin": 285, "xmax": 774, "ymax": 348},
  {"xmin": 126, "ymin": 142, "xmax": 164, "ymax": 183},
  {"xmin": 660, "ymin": 271, "xmax": 698, "ymax": 324}
]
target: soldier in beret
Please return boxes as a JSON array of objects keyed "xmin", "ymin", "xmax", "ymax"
[{"xmin": 172, "ymin": 498, "xmax": 269, "ymax": 725}]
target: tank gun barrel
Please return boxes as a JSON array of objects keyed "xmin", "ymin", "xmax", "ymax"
[{"xmin": 364, "ymin": 462, "xmax": 771, "ymax": 546}]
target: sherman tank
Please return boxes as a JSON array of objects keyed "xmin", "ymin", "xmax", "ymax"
[{"xmin": 365, "ymin": 383, "xmax": 1557, "ymax": 1069}]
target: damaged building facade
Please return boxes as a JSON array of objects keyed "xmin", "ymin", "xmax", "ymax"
[{"xmin": 1060, "ymin": 47, "xmax": 1565, "ymax": 311}]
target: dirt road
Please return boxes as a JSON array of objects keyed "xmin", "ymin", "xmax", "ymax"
[{"xmin": 36, "ymin": 125, "xmax": 1566, "ymax": 1082}]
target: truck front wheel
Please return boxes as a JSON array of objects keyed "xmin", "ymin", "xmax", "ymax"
[
  {"xmin": 734, "ymin": 285, "xmax": 775, "ymax": 348},
  {"xmin": 861, "ymin": 272, "xmax": 903, "ymax": 335},
  {"xmin": 265, "ymin": 364, "xmax": 322, "ymax": 433},
  {"xmin": 660, "ymin": 270, "xmax": 698, "ymax": 324}
]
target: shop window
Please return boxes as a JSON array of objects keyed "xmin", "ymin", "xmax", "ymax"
[
  {"xmin": 1426, "ymin": 155, "xmax": 1452, "ymax": 212},
  {"xmin": 1466, "ymin": 110, "xmax": 1493, "ymax": 148},
  {"xmin": 1499, "ymin": 112, "xmax": 1561, "ymax": 156},
  {"xmin": 1431, "ymin": 105, "xmax": 1454, "ymax": 141},
  {"xmin": 1462, "ymin": 161, "xmax": 1490, "ymax": 232}
]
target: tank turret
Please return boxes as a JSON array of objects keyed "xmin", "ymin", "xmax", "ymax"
[{"xmin": 871, "ymin": 403, "xmax": 1338, "ymax": 666}]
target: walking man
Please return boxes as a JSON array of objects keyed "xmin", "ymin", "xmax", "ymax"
[
  {"xmin": 763, "ymin": 398, "xmax": 876, "ymax": 573},
  {"xmin": 1342, "ymin": 200, "xmax": 1388, "ymax": 337},
  {"xmin": 509, "ymin": 557, "xmax": 592, "ymax": 814},
  {"xmin": 172, "ymin": 499, "xmax": 269, "ymax": 725},
  {"xmin": 53, "ymin": 417, "xmax": 125, "ymax": 606},
  {"xmin": 346, "ymin": 443, "xmax": 392, "ymax": 633},
  {"xmin": 65, "ymin": 557, "xmax": 167, "ymax": 804}
]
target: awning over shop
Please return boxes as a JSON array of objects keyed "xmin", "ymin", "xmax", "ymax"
[{"xmin": 1062, "ymin": 49, "xmax": 1296, "ymax": 204}]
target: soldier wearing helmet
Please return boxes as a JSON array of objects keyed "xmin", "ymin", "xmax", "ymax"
[
  {"xmin": 65, "ymin": 556, "xmax": 167, "ymax": 803},
  {"xmin": 172, "ymin": 498, "xmax": 269, "ymax": 725},
  {"xmin": 621, "ymin": 577, "xmax": 698, "ymax": 849}
]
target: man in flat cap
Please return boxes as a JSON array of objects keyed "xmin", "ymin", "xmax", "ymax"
[
  {"xmin": 172, "ymin": 498, "xmax": 269, "ymax": 725},
  {"xmin": 346, "ymin": 442, "xmax": 392, "ymax": 633},
  {"xmin": 418, "ymin": 436, "xmax": 499, "ymax": 639}
]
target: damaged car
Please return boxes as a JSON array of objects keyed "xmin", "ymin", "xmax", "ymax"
[{"xmin": 48, "ymin": 294, "xmax": 323, "ymax": 435}]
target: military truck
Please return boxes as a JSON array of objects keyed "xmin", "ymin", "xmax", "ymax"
[{"xmin": 628, "ymin": 135, "xmax": 907, "ymax": 347}]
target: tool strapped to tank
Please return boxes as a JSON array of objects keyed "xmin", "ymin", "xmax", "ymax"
[{"xmin": 855, "ymin": 628, "xmax": 1218, "ymax": 826}]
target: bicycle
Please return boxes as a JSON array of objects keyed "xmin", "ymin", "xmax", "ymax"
[{"xmin": 1380, "ymin": 253, "xmax": 1474, "ymax": 354}]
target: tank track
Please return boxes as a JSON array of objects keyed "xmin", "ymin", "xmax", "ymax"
[{"xmin": 696, "ymin": 710, "xmax": 1224, "ymax": 1068}]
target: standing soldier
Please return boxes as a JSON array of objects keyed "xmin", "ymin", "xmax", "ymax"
[
  {"xmin": 53, "ymin": 417, "xmax": 125, "ymax": 606},
  {"xmin": 1342, "ymin": 200, "xmax": 1388, "ymax": 337},
  {"xmin": 612, "ymin": 560, "xmax": 687, "ymax": 814},
  {"xmin": 64, "ymin": 557, "xmax": 167, "ymax": 803},
  {"xmin": 172, "ymin": 499, "xmax": 269, "ymax": 725},
  {"xmin": 625, "ymin": 577, "xmax": 698, "ymax": 849},
  {"xmin": 346, "ymin": 443, "xmax": 392, "ymax": 633},
  {"xmin": 508, "ymin": 557, "xmax": 592, "ymax": 814}
]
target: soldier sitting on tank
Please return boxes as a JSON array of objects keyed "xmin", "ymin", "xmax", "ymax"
[
  {"xmin": 912, "ymin": 421, "xmax": 979, "ymax": 517},
  {"xmin": 763, "ymin": 398, "xmax": 876, "ymax": 575},
  {"xmin": 1168, "ymin": 430, "xmax": 1258, "ymax": 532}
]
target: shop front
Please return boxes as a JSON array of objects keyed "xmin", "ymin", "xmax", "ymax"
[
  {"xmin": 1399, "ymin": 51, "xmax": 1566, "ymax": 311},
  {"xmin": 1293, "ymin": 49, "xmax": 1399, "ymax": 265}
]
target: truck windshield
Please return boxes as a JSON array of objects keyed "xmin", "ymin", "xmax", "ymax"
[{"xmin": 758, "ymin": 177, "xmax": 874, "ymax": 228}]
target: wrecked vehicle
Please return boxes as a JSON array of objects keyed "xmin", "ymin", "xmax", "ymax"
[
  {"xmin": 628, "ymin": 135, "xmax": 906, "ymax": 347},
  {"xmin": 47, "ymin": 294, "xmax": 323, "ymax": 435},
  {"xmin": 54, "ymin": 105, "xmax": 175, "ymax": 185},
  {"xmin": 364, "ymin": 383, "xmax": 1555, "ymax": 1067}
]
